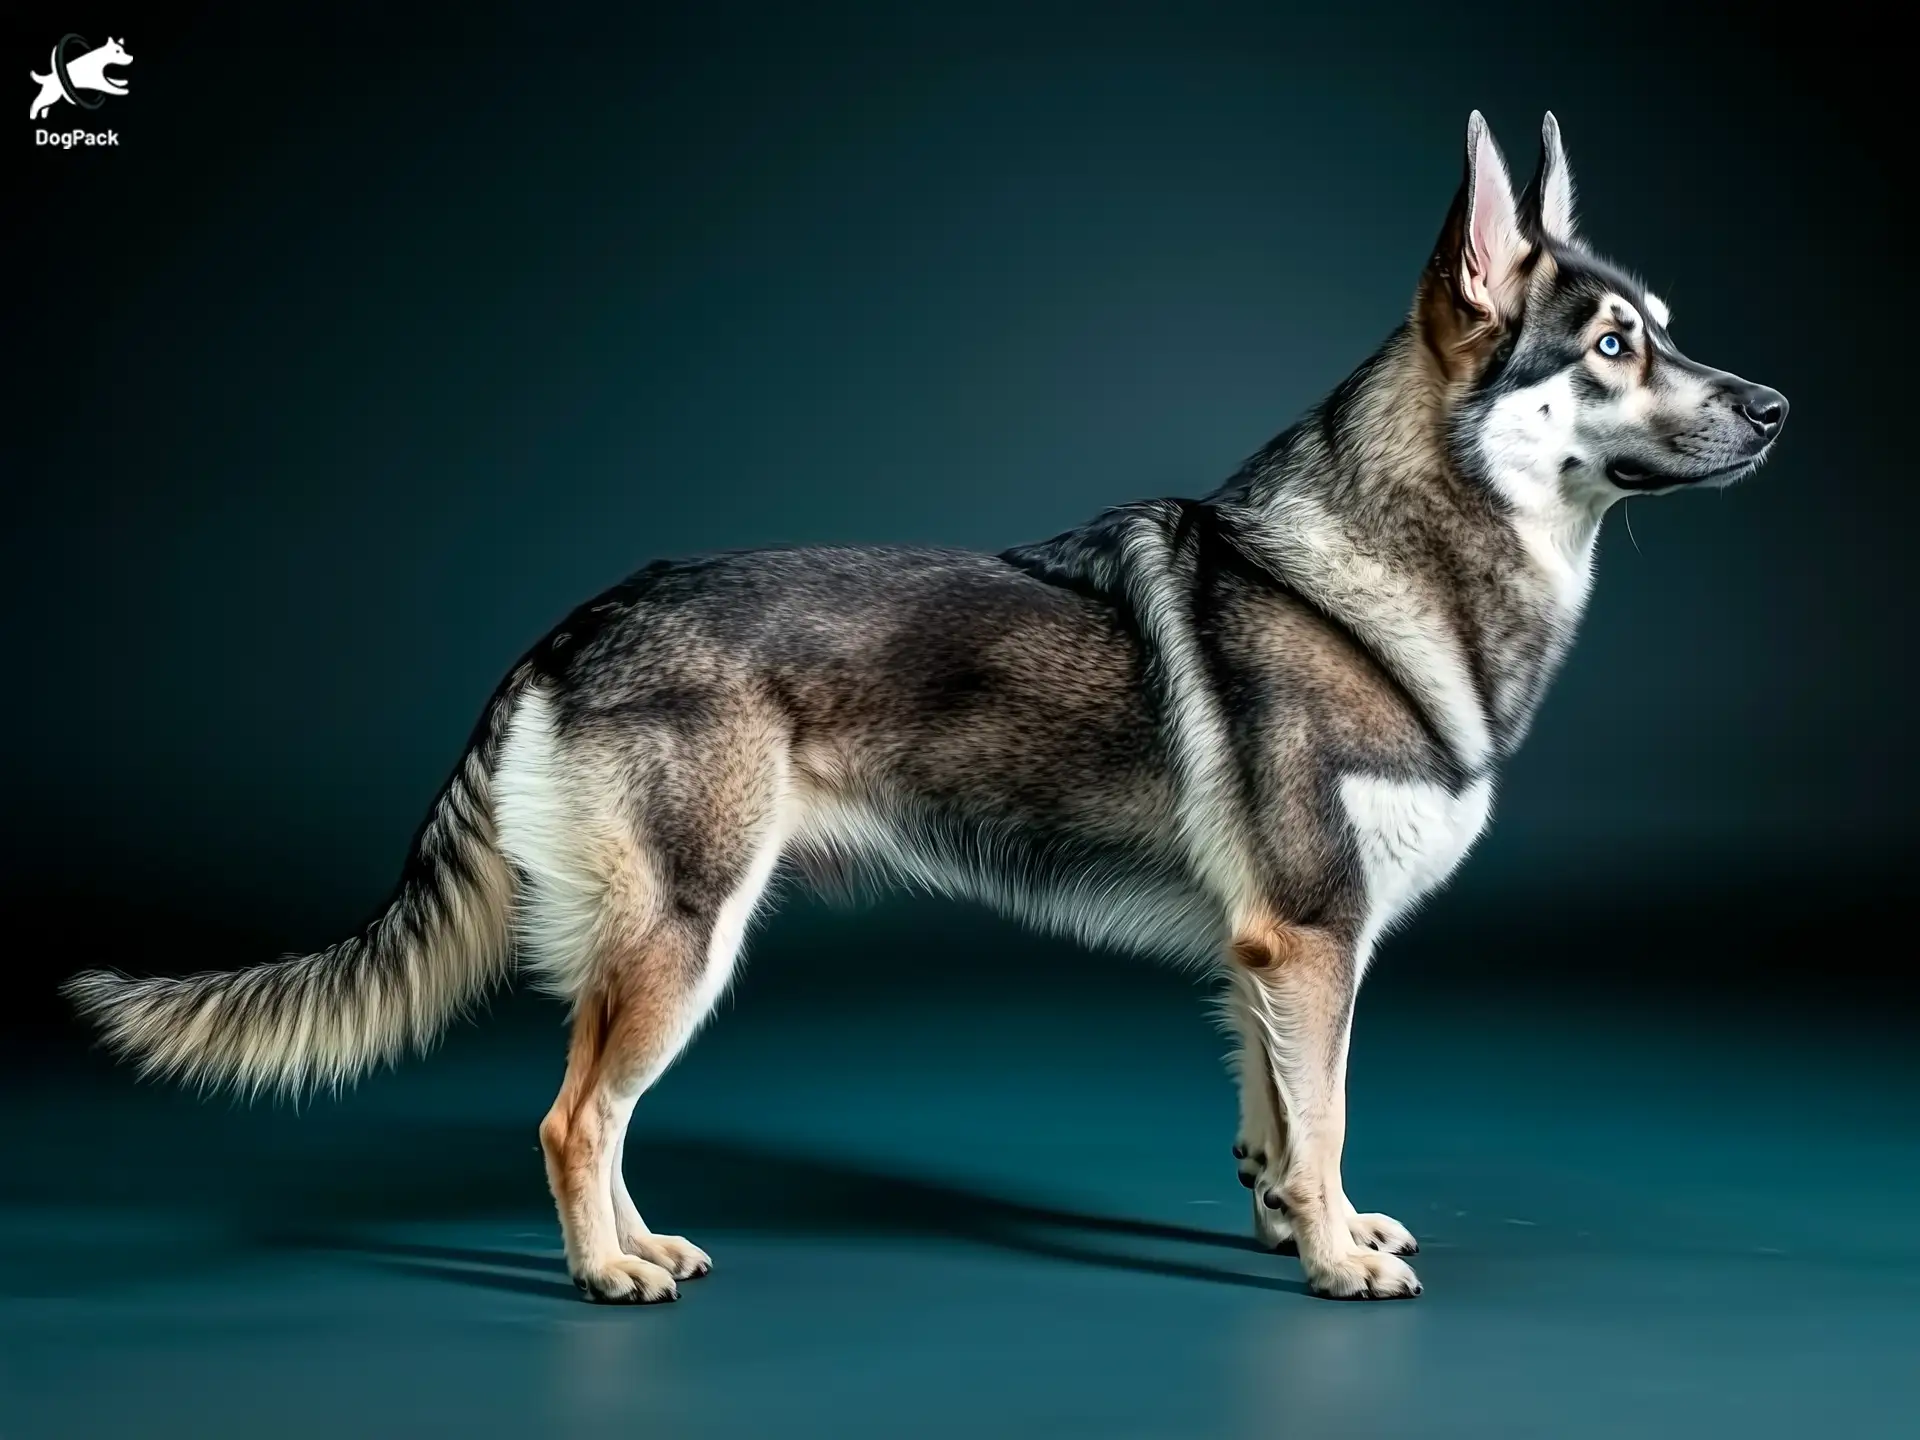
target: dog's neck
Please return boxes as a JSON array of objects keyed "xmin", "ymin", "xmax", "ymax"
[{"xmin": 1213, "ymin": 324, "xmax": 1606, "ymax": 774}]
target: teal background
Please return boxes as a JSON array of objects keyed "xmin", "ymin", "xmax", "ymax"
[
  {"xmin": 4, "ymin": 5, "xmax": 1915, "ymax": 1437},
  {"xmin": 6, "ymin": 5, "xmax": 1911, "ymax": 961}
]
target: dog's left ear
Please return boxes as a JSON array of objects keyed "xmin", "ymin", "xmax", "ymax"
[
  {"xmin": 1521, "ymin": 112, "xmax": 1577, "ymax": 244},
  {"xmin": 1423, "ymin": 112, "xmax": 1528, "ymax": 331},
  {"xmin": 1418, "ymin": 112, "xmax": 1535, "ymax": 374},
  {"xmin": 1458, "ymin": 113, "xmax": 1527, "ymax": 320}
]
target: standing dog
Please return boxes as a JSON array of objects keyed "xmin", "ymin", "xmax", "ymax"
[{"xmin": 68, "ymin": 113, "xmax": 1786, "ymax": 1302}]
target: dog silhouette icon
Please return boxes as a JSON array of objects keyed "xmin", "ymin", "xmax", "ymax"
[{"xmin": 29, "ymin": 35, "xmax": 131, "ymax": 121}]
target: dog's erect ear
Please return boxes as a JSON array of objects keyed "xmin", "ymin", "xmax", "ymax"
[
  {"xmin": 1418, "ymin": 112, "xmax": 1534, "ymax": 372},
  {"xmin": 1521, "ymin": 112, "xmax": 1577, "ymax": 244},
  {"xmin": 1456, "ymin": 112, "xmax": 1527, "ymax": 320}
]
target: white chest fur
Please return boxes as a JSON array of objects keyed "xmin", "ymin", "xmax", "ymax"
[{"xmin": 1338, "ymin": 773, "xmax": 1494, "ymax": 968}]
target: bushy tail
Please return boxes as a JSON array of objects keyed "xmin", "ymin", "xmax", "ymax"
[{"xmin": 64, "ymin": 670, "xmax": 533, "ymax": 1098}]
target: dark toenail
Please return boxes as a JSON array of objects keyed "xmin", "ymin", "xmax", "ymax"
[
  {"xmin": 1237, "ymin": 1168, "xmax": 1256, "ymax": 1189},
  {"xmin": 1232, "ymin": 1143, "xmax": 1248, "ymax": 1159},
  {"xmin": 1262, "ymin": 1190, "xmax": 1287, "ymax": 1210}
]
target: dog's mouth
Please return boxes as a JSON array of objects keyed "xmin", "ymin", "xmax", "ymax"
[{"xmin": 1605, "ymin": 455, "xmax": 1760, "ymax": 491}]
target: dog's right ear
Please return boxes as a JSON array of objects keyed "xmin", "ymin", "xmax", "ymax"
[
  {"xmin": 1419, "ymin": 111, "xmax": 1529, "ymax": 374},
  {"xmin": 1520, "ymin": 112, "xmax": 1577, "ymax": 244}
]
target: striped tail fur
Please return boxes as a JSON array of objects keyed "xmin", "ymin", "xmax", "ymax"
[{"xmin": 63, "ymin": 669, "xmax": 533, "ymax": 1098}]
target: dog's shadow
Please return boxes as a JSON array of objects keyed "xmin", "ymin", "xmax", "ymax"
[
  {"xmin": 0, "ymin": 1092, "xmax": 1306, "ymax": 1298},
  {"xmin": 293, "ymin": 1130, "xmax": 1306, "ymax": 1299}
]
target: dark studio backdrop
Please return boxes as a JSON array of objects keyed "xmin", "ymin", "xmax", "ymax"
[{"xmin": 3, "ymin": 1, "xmax": 1913, "ymax": 1058}]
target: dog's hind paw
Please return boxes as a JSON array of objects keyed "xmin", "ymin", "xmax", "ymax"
[
  {"xmin": 1304, "ymin": 1247, "xmax": 1423, "ymax": 1301},
  {"xmin": 1348, "ymin": 1210, "xmax": 1418, "ymax": 1256},
  {"xmin": 619, "ymin": 1230, "xmax": 712, "ymax": 1281},
  {"xmin": 572, "ymin": 1254, "xmax": 680, "ymax": 1304}
]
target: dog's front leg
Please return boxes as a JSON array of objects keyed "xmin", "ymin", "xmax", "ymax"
[
  {"xmin": 1232, "ymin": 992, "xmax": 1417, "ymax": 1260},
  {"xmin": 1229, "ymin": 919, "xmax": 1422, "ymax": 1300}
]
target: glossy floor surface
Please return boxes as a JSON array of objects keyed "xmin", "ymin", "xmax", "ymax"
[{"xmin": 3, "ymin": 923, "xmax": 1916, "ymax": 1438}]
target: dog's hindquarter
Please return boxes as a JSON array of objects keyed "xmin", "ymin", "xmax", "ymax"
[{"xmin": 29, "ymin": 74, "xmax": 61, "ymax": 120}]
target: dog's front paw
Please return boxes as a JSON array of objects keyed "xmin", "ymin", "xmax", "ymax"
[
  {"xmin": 1303, "ymin": 1246, "xmax": 1423, "ymax": 1301},
  {"xmin": 619, "ymin": 1230, "xmax": 712, "ymax": 1281},
  {"xmin": 1348, "ymin": 1211, "xmax": 1418, "ymax": 1256},
  {"xmin": 572, "ymin": 1253, "xmax": 680, "ymax": 1304}
]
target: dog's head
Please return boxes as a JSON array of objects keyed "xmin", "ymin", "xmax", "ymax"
[
  {"xmin": 90, "ymin": 36, "xmax": 133, "ymax": 84},
  {"xmin": 1419, "ymin": 112, "xmax": 1786, "ymax": 507}
]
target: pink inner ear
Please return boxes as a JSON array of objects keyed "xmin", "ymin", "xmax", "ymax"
[
  {"xmin": 1469, "ymin": 132, "xmax": 1507, "ymax": 271},
  {"xmin": 1466, "ymin": 128, "xmax": 1522, "ymax": 310}
]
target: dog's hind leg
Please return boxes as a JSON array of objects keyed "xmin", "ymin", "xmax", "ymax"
[
  {"xmin": 504, "ymin": 685, "xmax": 790, "ymax": 1302},
  {"xmin": 1229, "ymin": 917, "xmax": 1422, "ymax": 1300},
  {"xmin": 610, "ymin": 1122, "xmax": 708, "ymax": 1282},
  {"xmin": 539, "ymin": 865, "xmax": 784, "ymax": 1301},
  {"xmin": 540, "ymin": 982, "xmax": 678, "ymax": 1303},
  {"xmin": 540, "ymin": 925, "xmax": 724, "ymax": 1303},
  {"xmin": 606, "ymin": 807, "xmax": 787, "ymax": 1284}
]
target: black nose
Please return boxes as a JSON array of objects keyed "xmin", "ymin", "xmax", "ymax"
[{"xmin": 1737, "ymin": 384, "xmax": 1788, "ymax": 437}]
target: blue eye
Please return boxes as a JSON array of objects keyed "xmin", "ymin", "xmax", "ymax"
[{"xmin": 1596, "ymin": 332, "xmax": 1624, "ymax": 358}]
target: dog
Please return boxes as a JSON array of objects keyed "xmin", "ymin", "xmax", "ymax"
[
  {"xmin": 67, "ymin": 112, "xmax": 1787, "ymax": 1303},
  {"xmin": 28, "ymin": 36, "xmax": 131, "ymax": 120}
]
